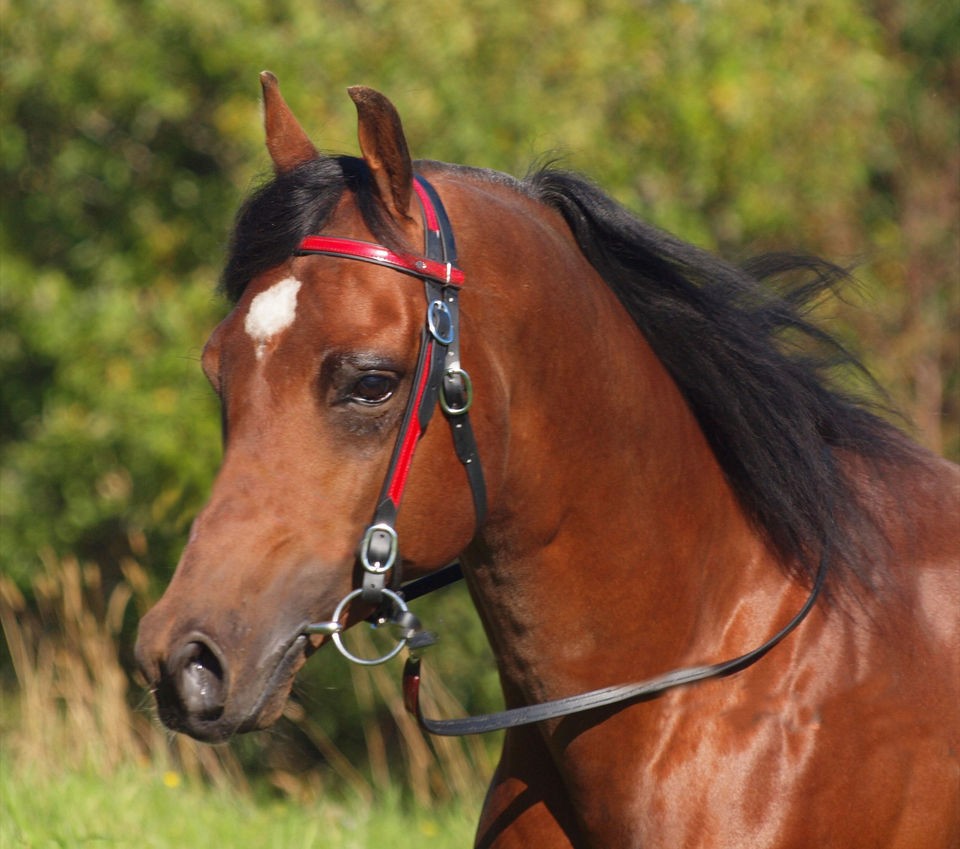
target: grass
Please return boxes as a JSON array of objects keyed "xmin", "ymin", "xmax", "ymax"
[
  {"xmin": 1, "ymin": 756, "xmax": 480, "ymax": 848},
  {"xmin": 0, "ymin": 553, "xmax": 493, "ymax": 848}
]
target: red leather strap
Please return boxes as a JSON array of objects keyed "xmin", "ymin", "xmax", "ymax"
[
  {"xmin": 413, "ymin": 179, "xmax": 440, "ymax": 231},
  {"xmin": 385, "ymin": 337, "xmax": 436, "ymax": 506},
  {"xmin": 297, "ymin": 236, "xmax": 465, "ymax": 286}
]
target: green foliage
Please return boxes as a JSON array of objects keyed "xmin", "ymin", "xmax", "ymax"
[
  {"xmin": 3, "ymin": 0, "xmax": 956, "ymax": 587},
  {"xmin": 1, "ymin": 0, "xmax": 956, "ymax": 800},
  {"xmin": 0, "ymin": 261, "xmax": 222, "ymax": 587}
]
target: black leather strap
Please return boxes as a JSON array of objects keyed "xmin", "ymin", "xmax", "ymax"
[
  {"xmin": 404, "ymin": 550, "xmax": 827, "ymax": 735},
  {"xmin": 310, "ymin": 175, "xmax": 485, "ymax": 620},
  {"xmin": 400, "ymin": 561, "xmax": 464, "ymax": 602}
]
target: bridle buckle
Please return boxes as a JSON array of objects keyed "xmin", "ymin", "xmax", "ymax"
[
  {"xmin": 440, "ymin": 367, "xmax": 474, "ymax": 416},
  {"xmin": 360, "ymin": 523, "xmax": 398, "ymax": 574},
  {"xmin": 302, "ymin": 175, "xmax": 485, "ymax": 667}
]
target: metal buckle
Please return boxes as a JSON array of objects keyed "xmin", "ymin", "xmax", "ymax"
[
  {"xmin": 427, "ymin": 300, "xmax": 454, "ymax": 345},
  {"xmin": 359, "ymin": 523, "xmax": 398, "ymax": 574},
  {"xmin": 308, "ymin": 587, "xmax": 413, "ymax": 666},
  {"xmin": 440, "ymin": 367, "xmax": 473, "ymax": 415}
]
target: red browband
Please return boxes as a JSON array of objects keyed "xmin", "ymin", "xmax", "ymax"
[{"xmin": 297, "ymin": 236, "xmax": 465, "ymax": 287}]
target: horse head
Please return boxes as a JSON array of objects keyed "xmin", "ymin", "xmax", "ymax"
[
  {"xmin": 133, "ymin": 74, "xmax": 960, "ymax": 847},
  {"xmin": 135, "ymin": 75, "xmax": 504, "ymax": 741}
]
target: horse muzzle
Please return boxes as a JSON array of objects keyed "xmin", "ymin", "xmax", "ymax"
[{"xmin": 135, "ymin": 617, "xmax": 311, "ymax": 742}]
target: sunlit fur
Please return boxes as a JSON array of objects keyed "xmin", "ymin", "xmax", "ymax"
[
  {"xmin": 139, "ymin": 97, "xmax": 958, "ymax": 844},
  {"xmin": 223, "ymin": 155, "xmax": 916, "ymax": 598}
]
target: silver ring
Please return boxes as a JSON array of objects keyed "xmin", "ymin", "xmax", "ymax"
[{"xmin": 329, "ymin": 588, "xmax": 410, "ymax": 666}]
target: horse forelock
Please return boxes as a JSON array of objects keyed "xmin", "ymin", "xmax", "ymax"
[
  {"xmin": 219, "ymin": 155, "xmax": 403, "ymax": 303},
  {"xmin": 219, "ymin": 157, "xmax": 520, "ymax": 305}
]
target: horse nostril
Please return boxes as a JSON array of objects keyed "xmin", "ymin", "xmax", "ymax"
[{"xmin": 174, "ymin": 639, "xmax": 226, "ymax": 720}]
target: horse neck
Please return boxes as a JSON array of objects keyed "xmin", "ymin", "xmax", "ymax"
[{"xmin": 463, "ymin": 193, "xmax": 781, "ymax": 702}]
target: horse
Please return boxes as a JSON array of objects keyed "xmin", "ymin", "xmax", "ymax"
[{"xmin": 135, "ymin": 73, "xmax": 960, "ymax": 848}]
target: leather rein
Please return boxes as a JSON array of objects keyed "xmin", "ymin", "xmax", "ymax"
[{"xmin": 299, "ymin": 175, "xmax": 826, "ymax": 736}]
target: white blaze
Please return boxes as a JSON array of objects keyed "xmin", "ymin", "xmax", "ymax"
[{"xmin": 244, "ymin": 276, "xmax": 302, "ymax": 359}]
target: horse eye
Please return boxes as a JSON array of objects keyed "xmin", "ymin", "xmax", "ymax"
[{"xmin": 349, "ymin": 373, "xmax": 397, "ymax": 405}]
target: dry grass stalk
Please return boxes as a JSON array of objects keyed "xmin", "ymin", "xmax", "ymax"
[
  {"xmin": 0, "ymin": 552, "xmax": 241, "ymax": 788},
  {"xmin": 2, "ymin": 553, "xmax": 495, "ymax": 806}
]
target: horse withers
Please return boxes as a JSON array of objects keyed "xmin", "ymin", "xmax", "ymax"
[{"xmin": 136, "ymin": 74, "xmax": 959, "ymax": 848}]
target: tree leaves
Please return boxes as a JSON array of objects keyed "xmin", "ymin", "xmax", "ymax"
[{"xmin": 2, "ymin": 0, "xmax": 956, "ymax": 593}]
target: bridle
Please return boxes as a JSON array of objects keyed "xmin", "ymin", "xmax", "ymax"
[
  {"xmin": 296, "ymin": 174, "xmax": 826, "ymax": 735},
  {"xmin": 300, "ymin": 176, "xmax": 484, "ymax": 666}
]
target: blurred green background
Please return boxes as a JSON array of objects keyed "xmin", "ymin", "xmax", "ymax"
[{"xmin": 1, "ymin": 0, "xmax": 957, "ymax": 828}]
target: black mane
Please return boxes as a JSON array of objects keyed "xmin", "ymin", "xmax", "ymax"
[
  {"xmin": 221, "ymin": 156, "xmax": 916, "ymax": 594},
  {"xmin": 526, "ymin": 167, "xmax": 916, "ymax": 594}
]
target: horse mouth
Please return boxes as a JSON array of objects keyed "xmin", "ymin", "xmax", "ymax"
[{"xmin": 241, "ymin": 632, "xmax": 315, "ymax": 731}]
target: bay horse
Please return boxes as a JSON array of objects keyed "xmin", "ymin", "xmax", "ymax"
[{"xmin": 135, "ymin": 73, "xmax": 959, "ymax": 848}]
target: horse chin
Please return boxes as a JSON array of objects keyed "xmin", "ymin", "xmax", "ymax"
[
  {"xmin": 235, "ymin": 634, "xmax": 312, "ymax": 734},
  {"xmin": 240, "ymin": 633, "xmax": 313, "ymax": 730}
]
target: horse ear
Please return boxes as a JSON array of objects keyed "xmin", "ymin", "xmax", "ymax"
[
  {"xmin": 347, "ymin": 85, "xmax": 414, "ymax": 223},
  {"xmin": 260, "ymin": 71, "xmax": 318, "ymax": 174}
]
